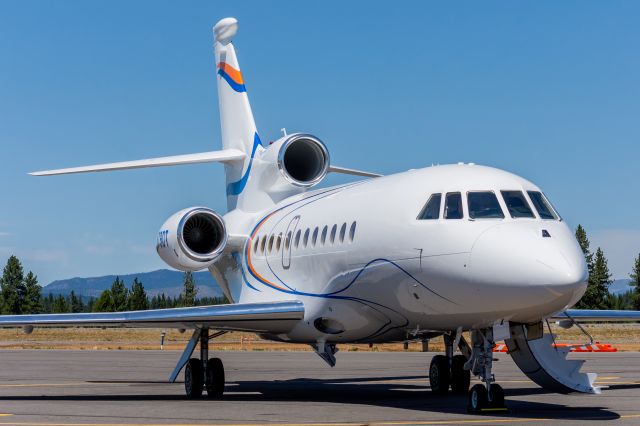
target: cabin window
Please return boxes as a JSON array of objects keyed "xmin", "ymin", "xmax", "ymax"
[
  {"xmin": 527, "ymin": 191, "xmax": 558, "ymax": 220},
  {"xmin": 349, "ymin": 222, "xmax": 356, "ymax": 242},
  {"xmin": 468, "ymin": 191, "xmax": 504, "ymax": 219},
  {"xmin": 444, "ymin": 192, "xmax": 463, "ymax": 219},
  {"xmin": 260, "ymin": 236, "xmax": 266, "ymax": 253},
  {"xmin": 330, "ymin": 224, "xmax": 337, "ymax": 244},
  {"xmin": 321, "ymin": 226, "xmax": 328, "ymax": 245},
  {"xmin": 285, "ymin": 231, "xmax": 291, "ymax": 250},
  {"xmin": 501, "ymin": 190, "xmax": 535, "ymax": 218},
  {"xmin": 268, "ymin": 235, "xmax": 274, "ymax": 253},
  {"xmin": 303, "ymin": 228, "xmax": 310, "ymax": 247},
  {"xmin": 276, "ymin": 234, "xmax": 282, "ymax": 251},
  {"xmin": 339, "ymin": 223, "xmax": 347, "ymax": 243},
  {"xmin": 418, "ymin": 193, "xmax": 441, "ymax": 220},
  {"xmin": 312, "ymin": 227, "xmax": 319, "ymax": 246},
  {"xmin": 253, "ymin": 238, "xmax": 259, "ymax": 253},
  {"xmin": 294, "ymin": 229, "xmax": 301, "ymax": 248}
]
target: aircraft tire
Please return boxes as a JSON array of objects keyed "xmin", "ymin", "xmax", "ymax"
[
  {"xmin": 429, "ymin": 355, "xmax": 451, "ymax": 395},
  {"xmin": 205, "ymin": 357, "xmax": 225, "ymax": 398},
  {"xmin": 185, "ymin": 358, "xmax": 204, "ymax": 399},
  {"xmin": 489, "ymin": 383, "xmax": 505, "ymax": 408},
  {"xmin": 467, "ymin": 384, "xmax": 488, "ymax": 413},
  {"xmin": 450, "ymin": 354, "xmax": 470, "ymax": 394}
]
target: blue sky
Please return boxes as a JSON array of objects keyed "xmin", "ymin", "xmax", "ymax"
[{"xmin": 1, "ymin": 1, "xmax": 638, "ymax": 285}]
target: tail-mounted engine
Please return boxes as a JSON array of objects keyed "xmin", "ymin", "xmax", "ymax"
[
  {"xmin": 156, "ymin": 207, "xmax": 227, "ymax": 271},
  {"xmin": 260, "ymin": 133, "xmax": 330, "ymax": 195},
  {"xmin": 277, "ymin": 134, "xmax": 329, "ymax": 187}
]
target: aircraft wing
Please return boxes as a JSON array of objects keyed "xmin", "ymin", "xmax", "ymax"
[
  {"xmin": 554, "ymin": 309, "xmax": 640, "ymax": 321},
  {"xmin": 0, "ymin": 301, "xmax": 304, "ymax": 333}
]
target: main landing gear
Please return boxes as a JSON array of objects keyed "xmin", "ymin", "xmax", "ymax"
[
  {"xmin": 428, "ymin": 328, "xmax": 507, "ymax": 414},
  {"xmin": 429, "ymin": 333, "xmax": 470, "ymax": 396},
  {"xmin": 175, "ymin": 328, "xmax": 226, "ymax": 399}
]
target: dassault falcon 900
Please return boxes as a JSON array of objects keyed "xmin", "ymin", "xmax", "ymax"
[{"xmin": 3, "ymin": 17, "xmax": 639, "ymax": 413}]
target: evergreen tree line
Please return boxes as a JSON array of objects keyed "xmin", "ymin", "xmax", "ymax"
[
  {"xmin": 0, "ymin": 256, "xmax": 227, "ymax": 315},
  {"xmin": 574, "ymin": 225, "xmax": 640, "ymax": 310}
]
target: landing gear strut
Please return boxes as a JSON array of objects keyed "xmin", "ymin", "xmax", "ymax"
[
  {"xmin": 183, "ymin": 328, "xmax": 226, "ymax": 399},
  {"xmin": 429, "ymin": 332, "xmax": 470, "ymax": 395},
  {"xmin": 465, "ymin": 328, "xmax": 506, "ymax": 413}
]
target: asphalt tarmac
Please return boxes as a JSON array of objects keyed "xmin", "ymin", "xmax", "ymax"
[{"xmin": 0, "ymin": 349, "xmax": 638, "ymax": 425}]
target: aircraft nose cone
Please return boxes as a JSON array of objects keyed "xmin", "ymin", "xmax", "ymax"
[{"xmin": 469, "ymin": 223, "xmax": 587, "ymax": 306}]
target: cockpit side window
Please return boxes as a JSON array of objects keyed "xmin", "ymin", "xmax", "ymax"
[
  {"xmin": 501, "ymin": 190, "xmax": 535, "ymax": 218},
  {"xmin": 467, "ymin": 191, "xmax": 504, "ymax": 219},
  {"xmin": 417, "ymin": 193, "xmax": 442, "ymax": 220},
  {"xmin": 527, "ymin": 191, "xmax": 558, "ymax": 220},
  {"xmin": 444, "ymin": 192, "xmax": 463, "ymax": 219}
]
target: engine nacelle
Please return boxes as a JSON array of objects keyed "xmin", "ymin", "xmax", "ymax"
[
  {"xmin": 261, "ymin": 133, "xmax": 330, "ymax": 192},
  {"xmin": 156, "ymin": 207, "xmax": 227, "ymax": 271}
]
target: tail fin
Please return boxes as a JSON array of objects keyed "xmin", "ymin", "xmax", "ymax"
[{"xmin": 214, "ymin": 18, "xmax": 263, "ymax": 210}]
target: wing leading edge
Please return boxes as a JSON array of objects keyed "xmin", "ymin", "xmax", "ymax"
[
  {"xmin": 0, "ymin": 301, "xmax": 304, "ymax": 334},
  {"xmin": 555, "ymin": 309, "xmax": 640, "ymax": 322}
]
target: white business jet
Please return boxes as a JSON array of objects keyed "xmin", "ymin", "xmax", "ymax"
[{"xmin": 3, "ymin": 17, "xmax": 639, "ymax": 413}]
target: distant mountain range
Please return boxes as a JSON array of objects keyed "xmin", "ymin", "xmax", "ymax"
[
  {"xmin": 43, "ymin": 269, "xmax": 224, "ymax": 299},
  {"xmin": 610, "ymin": 279, "xmax": 633, "ymax": 295}
]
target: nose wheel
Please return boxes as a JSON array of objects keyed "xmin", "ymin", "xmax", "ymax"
[
  {"xmin": 468, "ymin": 383, "xmax": 505, "ymax": 413},
  {"xmin": 466, "ymin": 328, "xmax": 508, "ymax": 414}
]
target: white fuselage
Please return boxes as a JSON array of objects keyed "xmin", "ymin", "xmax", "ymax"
[{"xmin": 217, "ymin": 163, "xmax": 588, "ymax": 344}]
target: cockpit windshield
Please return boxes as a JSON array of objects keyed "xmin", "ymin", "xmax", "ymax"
[
  {"xmin": 467, "ymin": 192, "xmax": 504, "ymax": 219},
  {"xmin": 444, "ymin": 192, "xmax": 463, "ymax": 219},
  {"xmin": 501, "ymin": 190, "xmax": 535, "ymax": 218},
  {"xmin": 527, "ymin": 191, "xmax": 559, "ymax": 220}
]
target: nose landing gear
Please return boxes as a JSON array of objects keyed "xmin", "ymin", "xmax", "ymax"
[{"xmin": 465, "ymin": 328, "xmax": 507, "ymax": 413}]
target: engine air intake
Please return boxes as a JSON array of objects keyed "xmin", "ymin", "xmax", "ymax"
[
  {"xmin": 278, "ymin": 134, "xmax": 329, "ymax": 187},
  {"xmin": 183, "ymin": 212, "xmax": 224, "ymax": 255},
  {"xmin": 178, "ymin": 209, "xmax": 226, "ymax": 261}
]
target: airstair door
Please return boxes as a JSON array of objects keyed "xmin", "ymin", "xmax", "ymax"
[{"xmin": 282, "ymin": 215, "xmax": 300, "ymax": 269}]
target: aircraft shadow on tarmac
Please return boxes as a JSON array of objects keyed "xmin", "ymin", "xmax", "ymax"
[{"xmin": 0, "ymin": 374, "xmax": 629, "ymax": 421}]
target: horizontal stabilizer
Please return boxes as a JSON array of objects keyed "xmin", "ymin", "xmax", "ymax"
[
  {"xmin": 30, "ymin": 149, "xmax": 246, "ymax": 176},
  {"xmin": 0, "ymin": 301, "xmax": 304, "ymax": 333},
  {"xmin": 328, "ymin": 165, "xmax": 382, "ymax": 178}
]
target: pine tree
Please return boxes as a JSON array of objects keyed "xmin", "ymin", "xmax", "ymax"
[
  {"xmin": 94, "ymin": 289, "xmax": 113, "ymax": 312},
  {"xmin": 52, "ymin": 294, "xmax": 68, "ymax": 313},
  {"xmin": 128, "ymin": 278, "xmax": 149, "ymax": 311},
  {"xmin": 575, "ymin": 225, "xmax": 592, "ymax": 258},
  {"xmin": 69, "ymin": 291, "xmax": 84, "ymax": 313},
  {"xmin": 575, "ymin": 226, "xmax": 597, "ymax": 309},
  {"xmin": 630, "ymin": 253, "xmax": 640, "ymax": 310},
  {"xmin": 44, "ymin": 293, "xmax": 55, "ymax": 313},
  {"xmin": 87, "ymin": 297, "xmax": 96, "ymax": 312},
  {"xmin": 23, "ymin": 271, "xmax": 43, "ymax": 314},
  {"xmin": 607, "ymin": 290, "xmax": 634, "ymax": 310},
  {"xmin": 182, "ymin": 272, "xmax": 197, "ymax": 307},
  {"xmin": 578, "ymin": 247, "xmax": 612, "ymax": 309},
  {"xmin": 0, "ymin": 255, "xmax": 26, "ymax": 314},
  {"xmin": 110, "ymin": 277, "xmax": 129, "ymax": 312}
]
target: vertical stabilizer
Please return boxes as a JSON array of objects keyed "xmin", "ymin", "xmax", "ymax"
[{"xmin": 213, "ymin": 17, "xmax": 263, "ymax": 210}]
